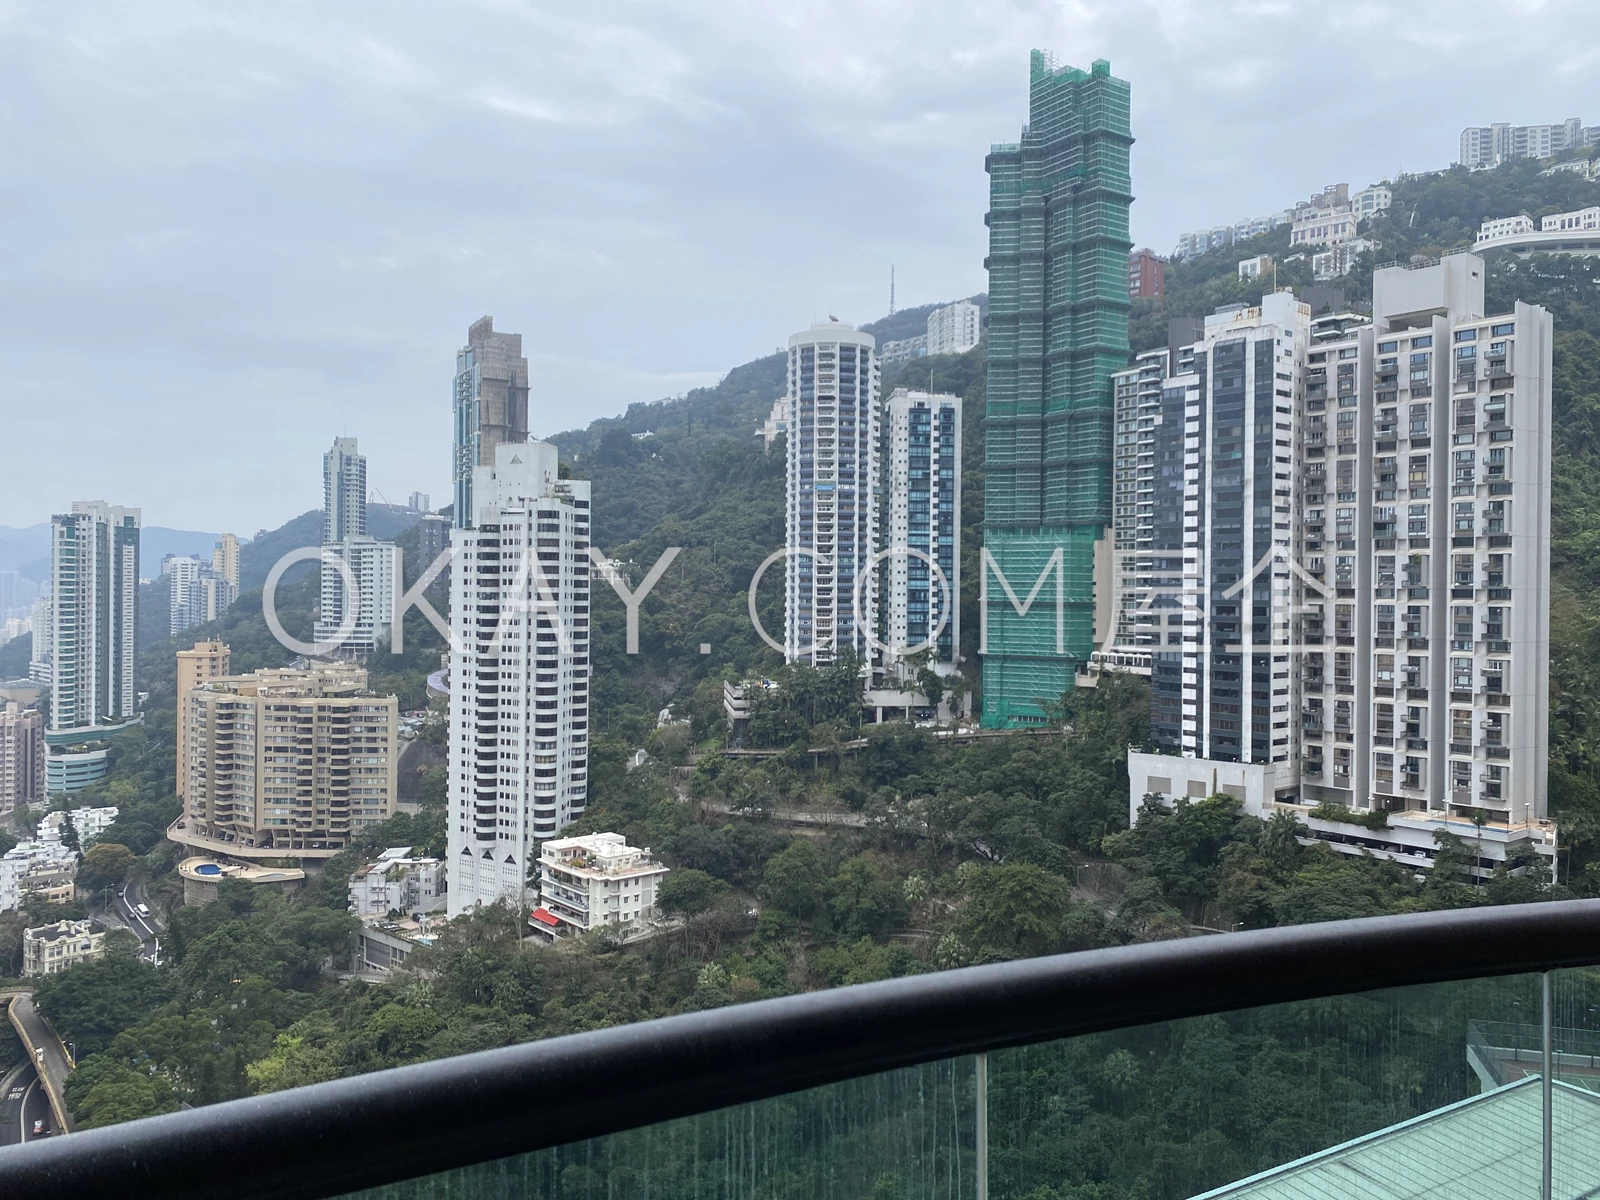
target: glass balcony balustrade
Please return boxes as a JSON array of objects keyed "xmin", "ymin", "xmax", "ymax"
[{"xmin": 7, "ymin": 904, "xmax": 1600, "ymax": 1200}]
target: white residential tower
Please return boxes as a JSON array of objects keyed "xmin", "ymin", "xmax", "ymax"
[
  {"xmin": 784, "ymin": 321, "xmax": 881, "ymax": 666},
  {"xmin": 447, "ymin": 441, "xmax": 591, "ymax": 916}
]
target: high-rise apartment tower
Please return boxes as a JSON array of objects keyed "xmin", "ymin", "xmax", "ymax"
[
  {"xmin": 175, "ymin": 640, "xmax": 230, "ymax": 801},
  {"xmin": 1123, "ymin": 254, "xmax": 1553, "ymax": 875},
  {"xmin": 880, "ymin": 389, "xmax": 961, "ymax": 673},
  {"xmin": 168, "ymin": 558, "xmax": 237, "ymax": 637},
  {"xmin": 49, "ymin": 502, "xmax": 140, "ymax": 733},
  {"xmin": 212, "ymin": 533, "xmax": 240, "ymax": 589},
  {"xmin": 323, "ymin": 438, "xmax": 367, "ymax": 544},
  {"xmin": 453, "ymin": 317, "xmax": 530, "ymax": 529},
  {"xmin": 981, "ymin": 53, "xmax": 1132, "ymax": 726},
  {"xmin": 448, "ymin": 441, "xmax": 591, "ymax": 916},
  {"xmin": 317, "ymin": 437, "xmax": 396, "ymax": 655},
  {"xmin": 784, "ymin": 321, "xmax": 881, "ymax": 666},
  {"xmin": 27, "ymin": 593, "xmax": 51, "ymax": 685},
  {"xmin": 0, "ymin": 703, "xmax": 44, "ymax": 815}
]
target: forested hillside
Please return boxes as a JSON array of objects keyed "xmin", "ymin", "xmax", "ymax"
[{"xmin": 552, "ymin": 332, "xmax": 989, "ymax": 748}]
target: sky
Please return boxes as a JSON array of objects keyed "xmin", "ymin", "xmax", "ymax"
[{"xmin": 1, "ymin": 0, "xmax": 1592, "ymax": 535}]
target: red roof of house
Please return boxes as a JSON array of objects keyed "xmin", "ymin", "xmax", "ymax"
[{"xmin": 529, "ymin": 907, "xmax": 560, "ymax": 927}]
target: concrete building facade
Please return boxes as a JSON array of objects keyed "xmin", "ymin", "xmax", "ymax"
[
  {"xmin": 1542, "ymin": 206, "xmax": 1600, "ymax": 233},
  {"xmin": 926, "ymin": 300, "xmax": 982, "ymax": 356},
  {"xmin": 416, "ymin": 514, "xmax": 451, "ymax": 572},
  {"xmin": 49, "ymin": 502, "xmax": 140, "ymax": 735},
  {"xmin": 1352, "ymin": 185, "xmax": 1392, "ymax": 220},
  {"xmin": 348, "ymin": 847, "xmax": 446, "ymax": 917},
  {"xmin": 213, "ymin": 533, "xmax": 240, "ymax": 589},
  {"xmin": 784, "ymin": 321, "xmax": 881, "ymax": 666},
  {"xmin": 1290, "ymin": 206, "xmax": 1358, "ymax": 248},
  {"xmin": 1312, "ymin": 240, "xmax": 1377, "ymax": 282},
  {"xmin": 23, "ymin": 919, "xmax": 104, "ymax": 976},
  {"xmin": 40, "ymin": 805, "xmax": 118, "ymax": 847},
  {"xmin": 317, "ymin": 437, "xmax": 398, "ymax": 656},
  {"xmin": 28, "ymin": 593, "xmax": 52, "ymax": 685},
  {"xmin": 168, "ymin": 556, "xmax": 237, "ymax": 637},
  {"xmin": 447, "ymin": 441, "xmax": 591, "ymax": 917},
  {"xmin": 0, "ymin": 840, "xmax": 77, "ymax": 911},
  {"xmin": 1460, "ymin": 119, "xmax": 1597, "ymax": 169},
  {"xmin": 452, "ymin": 317, "xmax": 531, "ymax": 529},
  {"xmin": 879, "ymin": 334, "xmax": 927, "ymax": 366},
  {"xmin": 178, "ymin": 858, "xmax": 304, "ymax": 905},
  {"xmin": 175, "ymin": 640, "xmax": 230, "ymax": 801},
  {"xmin": 0, "ymin": 702, "xmax": 44, "ymax": 815},
  {"xmin": 316, "ymin": 538, "xmax": 397, "ymax": 655},
  {"xmin": 1238, "ymin": 255, "xmax": 1274, "ymax": 280},
  {"xmin": 533, "ymin": 832, "xmax": 668, "ymax": 937},
  {"xmin": 172, "ymin": 661, "xmax": 397, "ymax": 859},
  {"xmin": 324, "ymin": 437, "xmax": 367, "ymax": 544},
  {"xmin": 1129, "ymin": 249, "xmax": 1165, "ymax": 298},
  {"xmin": 880, "ymin": 389, "xmax": 961, "ymax": 673},
  {"xmin": 1116, "ymin": 254, "xmax": 1555, "ymax": 875}
]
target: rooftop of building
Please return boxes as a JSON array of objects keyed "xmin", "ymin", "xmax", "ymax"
[
  {"xmin": 24, "ymin": 918, "xmax": 98, "ymax": 943},
  {"xmin": 177, "ymin": 857, "xmax": 307, "ymax": 886},
  {"xmin": 377, "ymin": 846, "xmax": 435, "ymax": 863},
  {"xmin": 358, "ymin": 913, "xmax": 446, "ymax": 946},
  {"xmin": 1190, "ymin": 1077, "xmax": 1600, "ymax": 1199},
  {"xmin": 885, "ymin": 387, "xmax": 963, "ymax": 405},
  {"xmin": 351, "ymin": 848, "xmax": 441, "ymax": 879},
  {"xmin": 541, "ymin": 832, "xmax": 667, "ymax": 877},
  {"xmin": 199, "ymin": 660, "xmax": 377, "ymax": 699},
  {"xmin": 2, "ymin": 839, "xmax": 78, "ymax": 863},
  {"xmin": 41, "ymin": 805, "xmax": 118, "ymax": 830},
  {"xmin": 788, "ymin": 320, "xmax": 876, "ymax": 350}
]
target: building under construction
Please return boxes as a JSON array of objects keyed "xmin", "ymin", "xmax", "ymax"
[{"xmin": 980, "ymin": 52, "xmax": 1132, "ymax": 726}]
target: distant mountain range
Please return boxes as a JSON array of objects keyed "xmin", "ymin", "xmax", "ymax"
[
  {"xmin": 0, "ymin": 523, "xmax": 230, "ymax": 583},
  {"xmin": 0, "ymin": 502, "xmax": 427, "ymax": 586}
]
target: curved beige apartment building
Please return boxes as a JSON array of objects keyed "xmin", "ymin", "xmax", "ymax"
[
  {"xmin": 175, "ymin": 640, "xmax": 230, "ymax": 800},
  {"xmin": 171, "ymin": 661, "xmax": 397, "ymax": 859}
]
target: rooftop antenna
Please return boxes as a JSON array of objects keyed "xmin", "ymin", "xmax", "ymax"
[{"xmin": 889, "ymin": 265, "xmax": 896, "ymax": 316}]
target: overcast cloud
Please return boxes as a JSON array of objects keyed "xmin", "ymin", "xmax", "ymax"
[{"xmin": 0, "ymin": 0, "xmax": 1590, "ymax": 534}]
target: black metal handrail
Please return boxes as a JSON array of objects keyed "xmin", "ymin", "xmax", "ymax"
[{"xmin": 5, "ymin": 900, "xmax": 1600, "ymax": 1200}]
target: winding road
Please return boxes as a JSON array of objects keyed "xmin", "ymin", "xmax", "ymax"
[
  {"xmin": 0, "ymin": 1060, "xmax": 52, "ymax": 1145},
  {"xmin": 6, "ymin": 994, "xmax": 73, "ymax": 1135},
  {"xmin": 113, "ymin": 879, "xmax": 163, "ymax": 962},
  {"xmin": 698, "ymin": 800, "xmax": 870, "ymax": 828}
]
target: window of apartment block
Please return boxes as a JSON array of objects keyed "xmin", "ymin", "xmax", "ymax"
[
  {"xmin": 1376, "ymin": 606, "xmax": 1396, "ymax": 640},
  {"xmin": 1377, "ymin": 556, "xmax": 1397, "ymax": 593}
]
